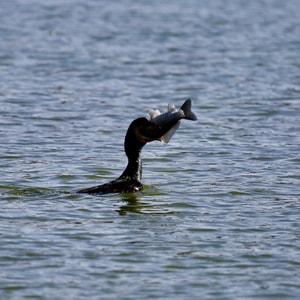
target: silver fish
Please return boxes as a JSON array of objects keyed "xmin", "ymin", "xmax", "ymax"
[{"xmin": 149, "ymin": 99, "xmax": 197, "ymax": 143}]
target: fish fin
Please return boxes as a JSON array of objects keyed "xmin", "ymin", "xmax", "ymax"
[
  {"xmin": 167, "ymin": 104, "xmax": 177, "ymax": 112},
  {"xmin": 180, "ymin": 99, "xmax": 197, "ymax": 121},
  {"xmin": 149, "ymin": 109, "xmax": 161, "ymax": 120},
  {"xmin": 159, "ymin": 121, "xmax": 181, "ymax": 143}
]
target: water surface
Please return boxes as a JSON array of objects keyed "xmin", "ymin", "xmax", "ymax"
[{"xmin": 1, "ymin": 0, "xmax": 300, "ymax": 299}]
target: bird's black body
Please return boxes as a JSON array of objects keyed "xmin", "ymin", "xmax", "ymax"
[
  {"xmin": 78, "ymin": 99, "xmax": 196, "ymax": 195},
  {"xmin": 77, "ymin": 117, "xmax": 177, "ymax": 194}
]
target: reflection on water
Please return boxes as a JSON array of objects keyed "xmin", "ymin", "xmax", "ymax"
[
  {"xmin": 118, "ymin": 186, "xmax": 174, "ymax": 215},
  {"xmin": 118, "ymin": 193, "xmax": 142, "ymax": 215}
]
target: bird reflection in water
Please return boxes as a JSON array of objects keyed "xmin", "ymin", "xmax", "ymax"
[{"xmin": 117, "ymin": 193, "xmax": 144, "ymax": 215}]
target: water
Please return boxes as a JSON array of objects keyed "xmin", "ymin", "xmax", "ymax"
[{"xmin": 1, "ymin": 0, "xmax": 300, "ymax": 299}]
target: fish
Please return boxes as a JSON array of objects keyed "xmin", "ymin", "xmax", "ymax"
[{"xmin": 149, "ymin": 99, "xmax": 197, "ymax": 143}]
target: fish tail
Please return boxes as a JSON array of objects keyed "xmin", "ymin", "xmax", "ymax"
[{"xmin": 180, "ymin": 99, "xmax": 197, "ymax": 120}]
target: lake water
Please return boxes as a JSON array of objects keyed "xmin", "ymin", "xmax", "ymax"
[{"xmin": 1, "ymin": 0, "xmax": 300, "ymax": 299}]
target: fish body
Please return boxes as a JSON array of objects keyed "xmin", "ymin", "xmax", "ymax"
[{"xmin": 149, "ymin": 99, "xmax": 197, "ymax": 143}]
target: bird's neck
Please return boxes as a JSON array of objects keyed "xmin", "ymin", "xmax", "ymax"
[
  {"xmin": 120, "ymin": 153, "xmax": 142, "ymax": 181},
  {"xmin": 119, "ymin": 132, "xmax": 145, "ymax": 182}
]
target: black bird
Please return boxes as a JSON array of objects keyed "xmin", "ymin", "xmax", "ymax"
[
  {"xmin": 78, "ymin": 99, "xmax": 196, "ymax": 194},
  {"xmin": 77, "ymin": 118, "xmax": 176, "ymax": 194}
]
